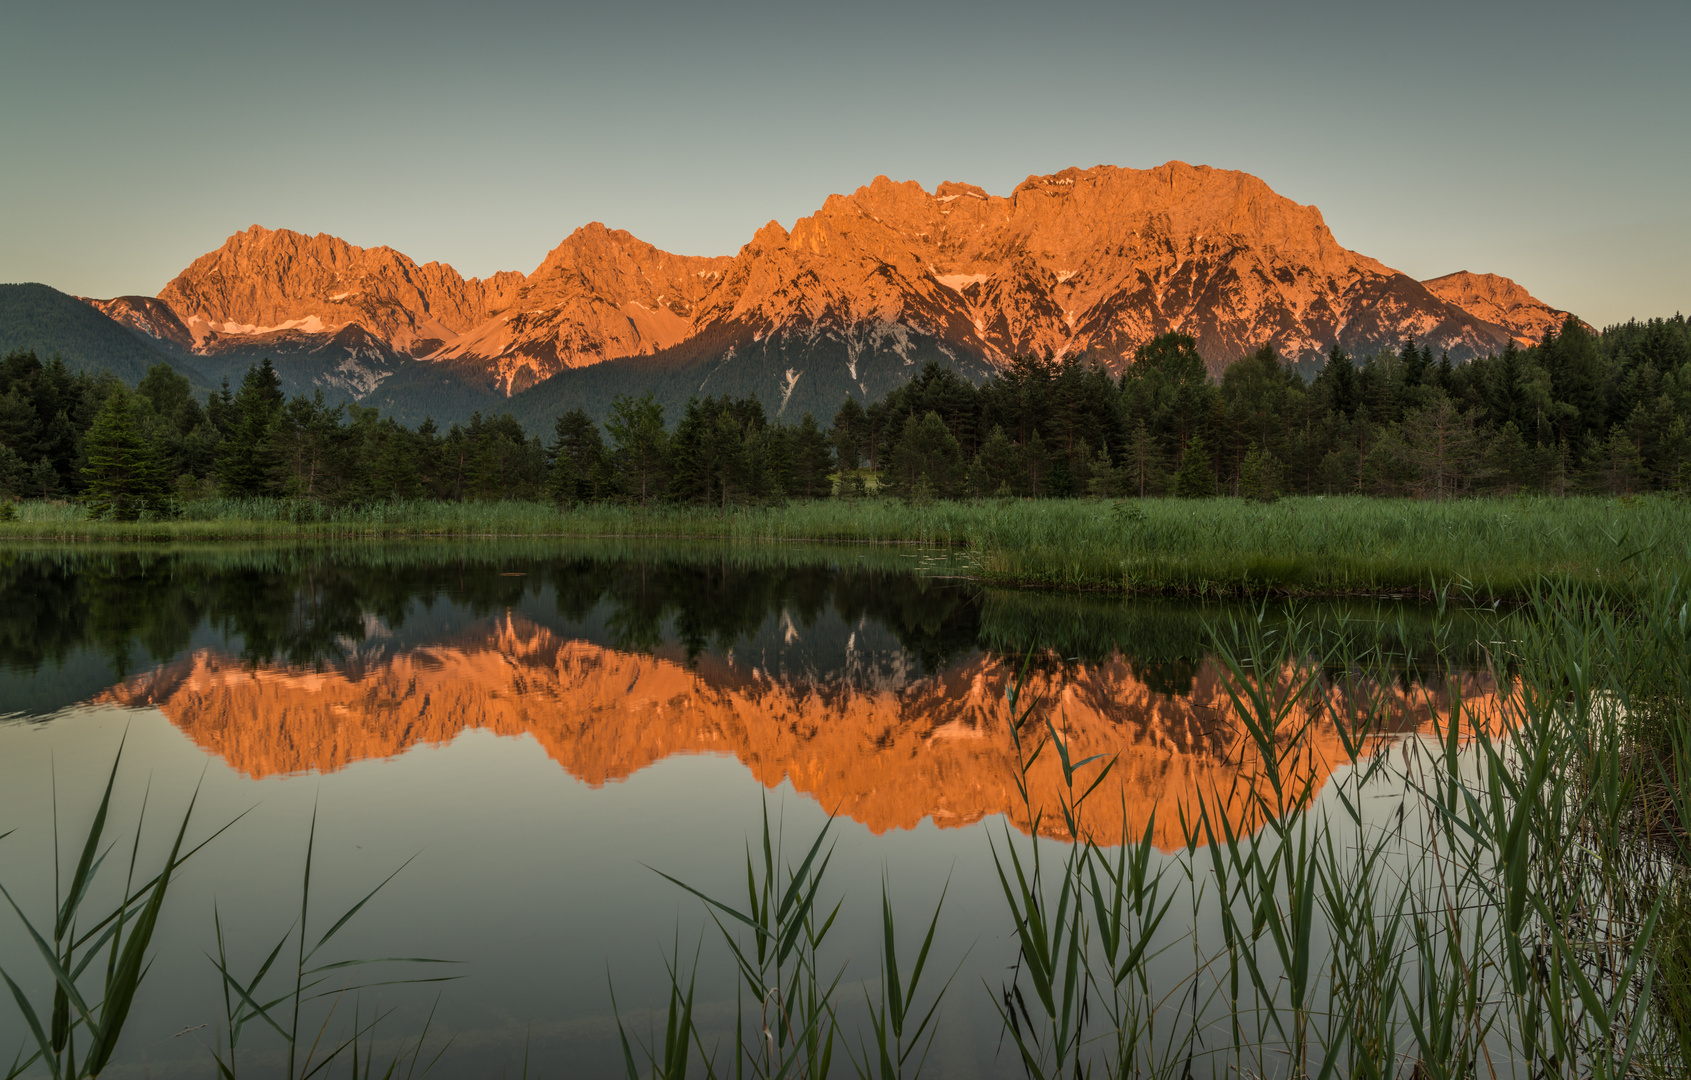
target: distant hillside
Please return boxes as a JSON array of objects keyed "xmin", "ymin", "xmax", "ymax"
[{"xmin": 0, "ymin": 283, "xmax": 207, "ymax": 389}]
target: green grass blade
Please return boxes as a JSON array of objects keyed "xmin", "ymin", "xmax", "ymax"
[
  {"xmin": 305, "ymin": 855, "xmax": 420, "ymax": 962},
  {"xmin": 86, "ymin": 777, "xmax": 202, "ymax": 1076},
  {"xmin": 0, "ymin": 883, "xmax": 97, "ymax": 1032},
  {"xmin": 0, "ymin": 969, "xmax": 58, "ymax": 1080},
  {"xmin": 57, "ymin": 738, "xmax": 126, "ymax": 942}
]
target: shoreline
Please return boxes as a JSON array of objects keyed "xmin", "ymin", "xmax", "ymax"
[{"xmin": 4, "ymin": 493, "xmax": 1687, "ymax": 601}]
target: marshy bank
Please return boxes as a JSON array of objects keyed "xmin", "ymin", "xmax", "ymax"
[{"xmin": 2, "ymin": 493, "xmax": 1688, "ymax": 600}]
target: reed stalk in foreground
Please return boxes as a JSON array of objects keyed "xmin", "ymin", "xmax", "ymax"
[
  {"xmin": 0, "ymin": 744, "xmax": 229, "ymax": 1080},
  {"xmin": 646, "ymin": 802, "xmax": 847, "ymax": 1080},
  {"xmin": 203, "ymin": 806, "xmax": 456, "ymax": 1080},
  {"xmin": 0, "ymin": 777, "xmax": 453, "ymax": 1080},
  {"xmin": 845, "ymin": 877, "xmax": 955, "ymax": 1080}
]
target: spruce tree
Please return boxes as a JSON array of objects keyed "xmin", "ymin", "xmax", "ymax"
[
  {"xmin": 217, "ymin": 361, "xmax": 285, "ymax": 497},
  {"xmin": 1238, "ymin": 441, "xmax": 1279, "ymax": 502},
  {"xmin": 81, "ymin": 388, "xmax": 163, "ymax": 520},
  {"xmin": 977, "ymin": 425, "xmax": 1020, "ymax": 495},
  {"xmin": 1174, "ymin": 432, "xmax": 1216, "ymax": 498}
]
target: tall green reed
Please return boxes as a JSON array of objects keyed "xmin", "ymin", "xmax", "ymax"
[
  {"xmin": 204, "ymin": 805, "xmax": 456, "ymax": 1080},
  {"xmin": 0, "ymin": 743, "xmax": 234, "ymax": 1080},
  {"xmin": 644, "ymin": 801, "xmax": 846, "ymax": 1080},
  {"xmin": 848, "ymin": 878, "xmax": 953, "ymax": 1080},
  {"xmin": 0, "ymin": 765, "xmax": 452, "ymax": 1080}
]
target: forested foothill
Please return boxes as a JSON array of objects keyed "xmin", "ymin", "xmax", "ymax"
[{"xmin": 2, "ymin": 313, "xmax": 1688, "ymax": 520}]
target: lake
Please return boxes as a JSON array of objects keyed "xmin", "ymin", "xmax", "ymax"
[{"xmin": 0, "ymin": 543, "xmax": 1502, "ymax": 1079}]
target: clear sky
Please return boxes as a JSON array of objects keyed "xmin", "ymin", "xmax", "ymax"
[{"xmin": 2, "ymin": 0, "xmax": 1685, "ymax": 327}]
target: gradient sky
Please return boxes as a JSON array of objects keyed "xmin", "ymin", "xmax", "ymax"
[{"xmin": 2, "ymin": 0, "xmax": 1685, "ymax": 327}]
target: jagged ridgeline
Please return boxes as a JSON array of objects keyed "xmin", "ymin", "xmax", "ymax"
[{"xmin": 5, "ymin": 162, "xmax": 1590, "ymax": 428}]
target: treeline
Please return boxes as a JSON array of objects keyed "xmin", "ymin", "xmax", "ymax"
[{"xmin": 3, "ymin": 313, "xmax": 1689, "ymax": 519}]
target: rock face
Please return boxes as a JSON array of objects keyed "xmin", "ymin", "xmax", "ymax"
[
  {"xmin": 156, "ymin": 224, "xmax": 524, "ymax": 355},
  {"xmin": 1420, "ymin": 270, "xmax": 1581, "ymax": 347},
  {"xmin": 430, "ymin": 223, "xmax": 734, "ymax": 394},
  {"xmin": 677, "ymin": 166, "xmax": 1513, "ymax": 385},
  {"xmin": 85, "ymin": 295, "xmax": 197, "ymax": 351},
  {"xmin": 88, "ymin": 164, "xmax": 1580, "ymax": 407}
]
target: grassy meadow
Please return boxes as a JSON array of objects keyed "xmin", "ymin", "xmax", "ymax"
[{"xmin": 2, "ymin": 493, "xmax": 1688, "ymax": 599}]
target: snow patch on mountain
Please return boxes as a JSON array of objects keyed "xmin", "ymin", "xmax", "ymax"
[
  {"xmin": 777, "ymin": 368, "xmax": 801, "ymax": 416},
  {"xmin": 935, "ymin": 274, "xmax": 990, "ymax": 293}
]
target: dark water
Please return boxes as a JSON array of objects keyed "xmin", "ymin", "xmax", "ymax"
[{"xmin": 0, "ymin": 543, "xmax": 1498, "ymax": 1079}]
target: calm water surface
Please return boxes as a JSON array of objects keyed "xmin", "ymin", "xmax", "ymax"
[{"xmin": 0, "ymin": 543, "xmax": 1498, "ymax": 1079}]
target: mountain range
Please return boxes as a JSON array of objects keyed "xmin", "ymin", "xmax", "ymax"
[{"xmin": 4, "ymin": 162, "xmax": 1581, "ymax": 427}]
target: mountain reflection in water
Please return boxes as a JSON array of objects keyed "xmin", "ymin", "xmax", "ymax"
[{"xmin": 4, "ymin": 544, "xmax": 1503, "ymax": 849}]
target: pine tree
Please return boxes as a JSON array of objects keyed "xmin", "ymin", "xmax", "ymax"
[
  {"xmin": 790, "ymin": 414, "xmax": 834, "ymax": 498},
  {"xmin": 1401, "ymin": 394, "xmax": 1479, "ymax": 499},
  {"xmin": 704, "ymin": 410, "xmax": 748, "ymax": 508},
  {"xmin": 605, "ymin": 394, "xmax": 669, "ymax": 504},
  {"xmin": 547, "ymin": 408, "xmax": 605, "ymax": 503},
  {"xmin": 0, "ymin": 444, "xmax": 24, "ymax": 501},
  {"xmin": 81, "ymin": 388, "xmax": 164, "ymax": 520},
  {"xmin": 1481, "ymin": 422, "xmax": 1530, "ymax": 493},
  {"xmin": 544, "ymin": 442, "xmax": 579, "ymax": 505},
  {"xmin": 832, "ymin": 397, "xmax": 867, "ymax": 470},
  {"xmin": 963, "ymin": 455, "xmax": 992, "ymax": 499},
  {"xmin": 1020, "ymin": 430, "xmax": 1050, "ymax": 497},
  {"xmin": 1584, "ymin": 425, "xmax": 1644, "ymax": 495}
]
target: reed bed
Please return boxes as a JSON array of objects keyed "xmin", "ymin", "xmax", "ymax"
[{"xmin": 3, "ymin": 495, "xmax": 1687, "ymax": 600}]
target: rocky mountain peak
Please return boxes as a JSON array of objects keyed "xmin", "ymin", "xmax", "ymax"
[
  {"xmin": 155, "ymin": 224, "xmax": 522, "ymax": 356},
  {"xmin": 425, "ymin": 222, "xmax": 734, "ymax": 394},
  {"xmin": 1420, "ymin": 270, "xmax": 1581, "ymax": 346}
]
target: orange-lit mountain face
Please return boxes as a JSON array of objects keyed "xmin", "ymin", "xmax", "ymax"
[
  {"xmin": 103, "ymin": 615, "xmax": 1504, "ymax": 850},
  {"xmin": 1420, "ymin": 271, "xmax": 1588, "ymax": 347},
  {"xmin": 88, "ymin": 164, "xmax": 1573, "ymax": 400}
]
